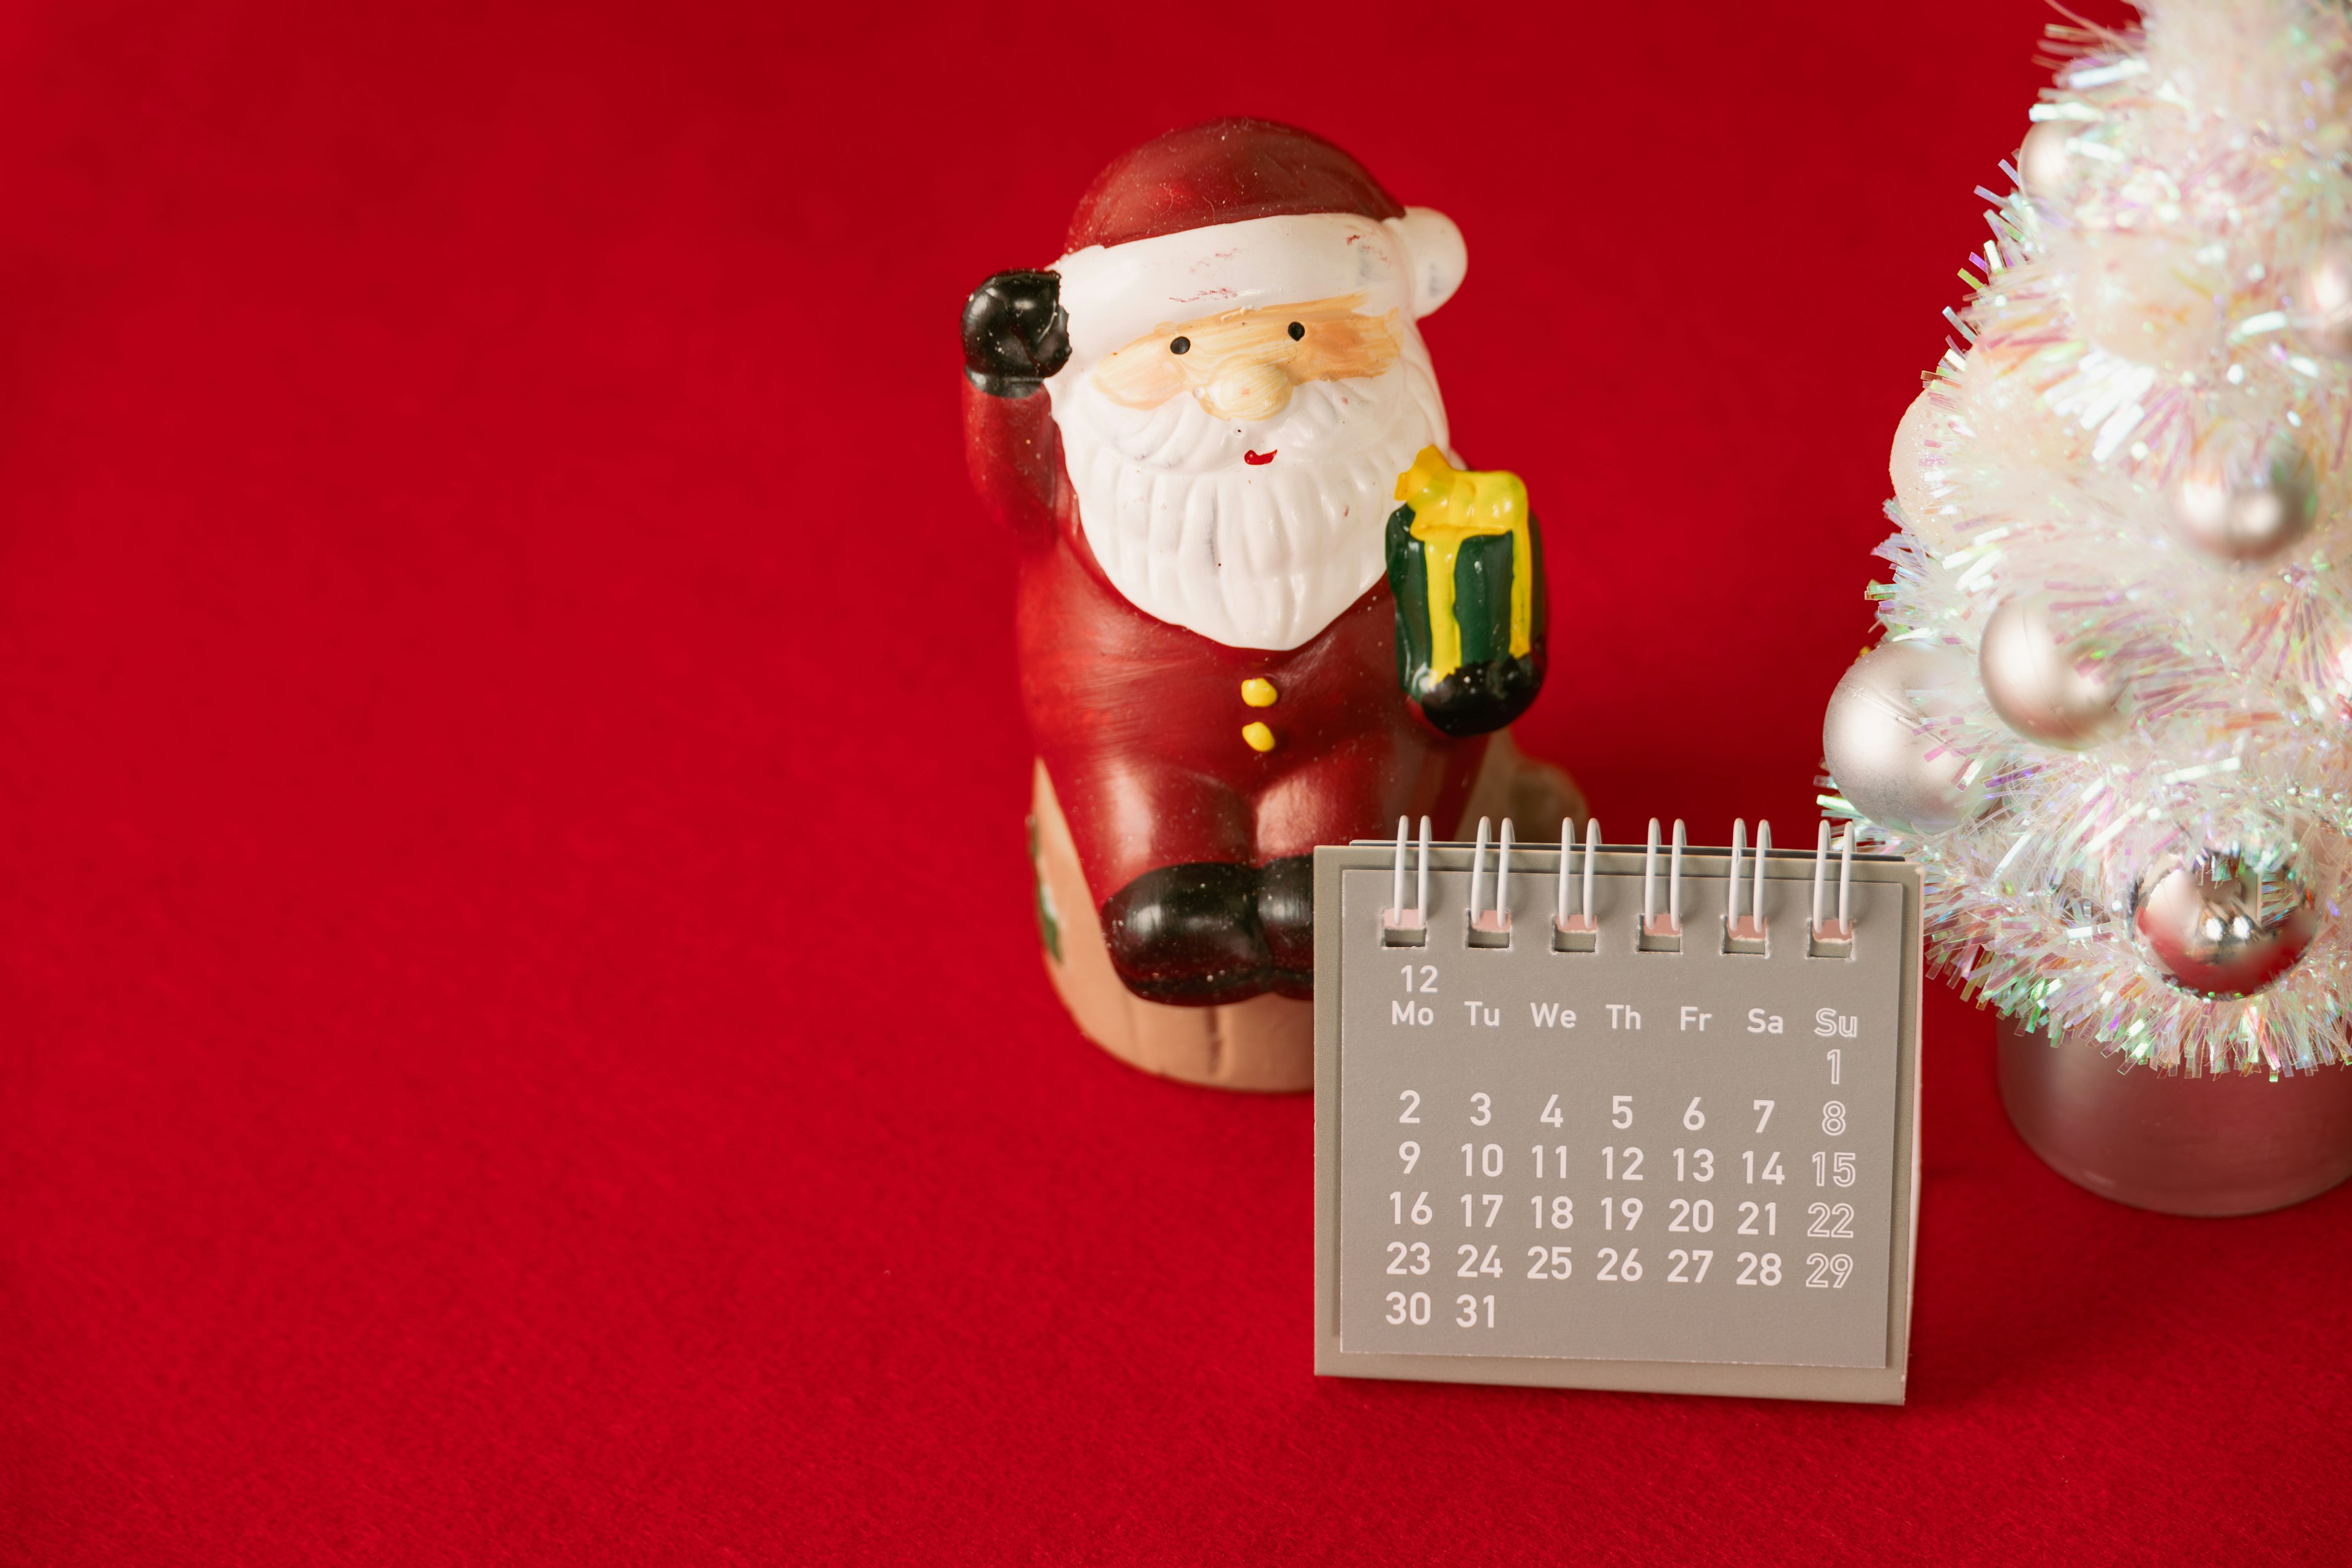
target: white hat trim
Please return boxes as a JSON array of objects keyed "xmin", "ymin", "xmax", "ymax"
[{"xmin": 1050, "ymin": 207, "xmax": 1465, "ymax": 368}]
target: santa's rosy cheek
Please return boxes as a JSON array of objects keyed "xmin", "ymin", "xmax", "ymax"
[{"xmin": 1091, "ymin": 351, "xmax": 1193, "ymax": 410}]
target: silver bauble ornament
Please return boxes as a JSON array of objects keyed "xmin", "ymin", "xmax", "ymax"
[
  {"xmin": 2303, "ymin": 247, "xmax": 2352, "ymax": 360},
  {"xmin": 1821, "ymin": 643, "xmax": 1983, "ymax": 834},
  {"xmin": 2018, "ymin": 121, "xmax": 2073, "ymax": 198},
  {"xmin": 2133, "ymin": 848, "xmax": 2318, "ymax": 998},
  {"xmin": 1978, "ymin": 595, "xmax": 2127, "ymax": 750},
  {"xmin": 2167, "ymin": 431, "xmax": 2319, "ymax": 562}
]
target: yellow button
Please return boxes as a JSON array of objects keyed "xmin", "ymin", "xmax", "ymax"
[
  {"xmin": 1242, "ymin": 722, "xmax": 1277, "ymax": 753},
  {"xmin": 1241, "ymin": 677, "xmax": 1278, "ymax": 707}
]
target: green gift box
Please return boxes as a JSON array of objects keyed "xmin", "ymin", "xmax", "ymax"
[{"xmin": 1385, "ymin": 446, "xmax": 1547, "ymax": 732}]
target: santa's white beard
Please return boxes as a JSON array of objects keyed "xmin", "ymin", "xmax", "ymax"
[{"xmin": 1046, "ymin": 342, "xmax": 1452, "ymax": 651}]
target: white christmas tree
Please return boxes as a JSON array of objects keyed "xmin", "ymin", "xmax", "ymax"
[{"xmin": 1825, "ymin": 0, "xmax": 2352, "ymax": 1074}]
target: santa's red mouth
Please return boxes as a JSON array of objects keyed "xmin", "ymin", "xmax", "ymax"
[{"xmin": 1243, "ymin": 449, "xmax": 1276, "ymax": 466}]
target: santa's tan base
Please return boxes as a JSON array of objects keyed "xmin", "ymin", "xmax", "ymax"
[{"xmin": 1028, "ymin": 732, "xmax": 1585, "ymax": 1093}]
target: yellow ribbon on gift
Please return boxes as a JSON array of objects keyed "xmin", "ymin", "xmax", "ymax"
[{"xmin": 1393, "ymin": 446, "xmax": 1534, "ymax": 680}]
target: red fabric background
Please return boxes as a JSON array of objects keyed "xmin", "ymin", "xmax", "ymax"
[{"xmin": 3, "ymin": 0, "xmax": 2347, "ymax": 1561}]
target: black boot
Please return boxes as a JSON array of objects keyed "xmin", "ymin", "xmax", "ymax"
[
  {"xmin": 1100, "ymin": 864, "xmax": 1273, "ymax": 1005},
  {"xmin": 1256, "ymin": 856, "xmax": 1315, "ymax": 1000}
]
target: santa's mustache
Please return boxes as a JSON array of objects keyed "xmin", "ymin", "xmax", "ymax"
[{"xmin": 1072, "ymin": 361, "xmax": 1425, "ymax": 475}]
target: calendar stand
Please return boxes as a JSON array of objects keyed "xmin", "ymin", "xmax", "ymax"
[{"xmin": 1312, "ymin": 822, "xmax": 1923, "ymax": 1404}]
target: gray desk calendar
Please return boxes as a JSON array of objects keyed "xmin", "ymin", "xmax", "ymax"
[{"xmin": 1313, "ymin": 816, "xmax": 1923, "ymax": 1405}]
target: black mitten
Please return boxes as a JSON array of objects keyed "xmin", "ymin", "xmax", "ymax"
[{"xmin": 961, "ymin": 270, "xmax": 1070, "ymax": 397}]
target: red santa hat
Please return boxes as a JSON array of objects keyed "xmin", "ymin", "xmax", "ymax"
[{"xmin": 1050, "ymin": 119, "xmax": 1466, "ymax": 368}]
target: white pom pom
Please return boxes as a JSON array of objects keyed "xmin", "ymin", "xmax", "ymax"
[
  {"xmin": 2067, "ymin": 230, "xmax": 2223, "ymax": 371},
  {"xmin": 1387, "ymin": 206, "xmax": 1466, "ymax": 318}
]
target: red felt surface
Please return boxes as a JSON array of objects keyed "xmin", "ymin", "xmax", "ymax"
[{"xmin": 2, "ymin": 0, "xmax": 2347, "ymax": 1561}]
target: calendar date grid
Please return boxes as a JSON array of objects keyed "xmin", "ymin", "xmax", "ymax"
[{"xmin": 1369, "ymin": 1079, "xmax": 1872, "ymax": 1335}]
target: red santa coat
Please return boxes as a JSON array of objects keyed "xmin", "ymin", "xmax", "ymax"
[{"xmin": 966, "ymin": 383, "xmax": 1487, "ymax": 905}]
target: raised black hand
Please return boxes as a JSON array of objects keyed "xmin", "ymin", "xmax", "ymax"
[{"xmin": 962, "ymin": 270, "xmax": 1070, "ymax": 397}]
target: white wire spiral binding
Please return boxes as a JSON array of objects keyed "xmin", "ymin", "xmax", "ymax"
[
  {"xmin": 1470, "ymin": 818, "xmax": 1491, "ymax": 925},
  {"xmin": 1642, "ymin": 820, "xmax": 1686, "ymax": 941},
  {"xmin": 1809, "ymin": 823, "xmax": 1856, "ymax": 948},
  {"xmin": 1383, "ymin": 815, "xmax": 1434, "ymax": 937},
  {"xmin": 1554, "ymin": 818, "xmax": 1602, "ymax": 933}
]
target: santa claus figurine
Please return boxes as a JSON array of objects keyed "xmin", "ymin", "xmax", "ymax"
[{"xmin": 963, "ymin": 118, "xmax": 1578, "ymax": 1090}]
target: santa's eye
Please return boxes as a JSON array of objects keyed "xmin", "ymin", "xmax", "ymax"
[
  {"xmin": 1169, "ymin": 336, "xmax": 1191, "ymax": 355},
  {"xmin": 1287, "ymin": 322, "xmax": 1305, "ymax": 341}
]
